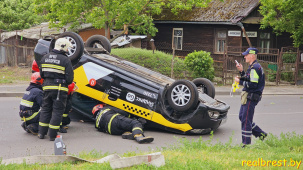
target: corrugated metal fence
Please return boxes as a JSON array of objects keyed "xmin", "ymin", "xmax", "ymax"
[{"xmin": 0, "ymin": 33, "xmax": 37, "ymax": 67}]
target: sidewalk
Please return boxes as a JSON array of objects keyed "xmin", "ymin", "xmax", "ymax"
[
  {"xmin": 216, "ymin": 85, "xmax": 303, "ymax": 96},
  {"xmin": 0, "ymin": 83, "xmax": 302, "ymax": 97}
]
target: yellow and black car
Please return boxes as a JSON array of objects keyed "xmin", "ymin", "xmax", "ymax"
[{"xmin": 34, "ymin": 32, "xmax": 230, "ymax": 135}]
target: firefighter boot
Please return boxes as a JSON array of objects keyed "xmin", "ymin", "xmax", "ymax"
[
  {"xmin": 21, "ymin": 122, "xmax": 30, "ymax": 133},
  {"xmin": 38, "ymin": 133, "xmax": 45, "ymax": 139},
  {"xmin": 259, "ymin": 133, "xmax": 267, "ymax": 141},
  {"xmin": 134, "ymin": 134, "xmax": 154, "ymax": 144},
  {"xmin": 27, "ymin": 124, "xmax": 38, "ymax": 136},
  {"xmin": 122, "ymin": 132, "xmax": 134, "ymax": 140},
  {"xmin": 59, "ymin": 126, "xmax": 67, "ymax": 133}
]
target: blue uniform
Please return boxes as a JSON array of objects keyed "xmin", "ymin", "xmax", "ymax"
[{"xmin": 239, "ymin": 60, "xmax": 267, "ymax": 145}]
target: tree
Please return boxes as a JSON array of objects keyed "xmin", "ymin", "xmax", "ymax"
[
  {"xmin": 259, "ymin": 0, "xmax": 303, "ymax": 47},
  {"xmin": 0, "ymin": 0, "xmax": 44, "ymax": 31},
  {"xmin": 34, "ymin": 0, "xmax": 212, "ymax": 41}
]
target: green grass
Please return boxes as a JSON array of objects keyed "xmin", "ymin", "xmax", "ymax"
[
  {"xmin": 111, "ymin": 48, "xmax": 192, "ymax": 79},
  {"xmin": 0, "ymin": 66, "xmax": 31, "ymax": 84},
  {"xmin": 1, "ymin": 132, "xmax": 302, "ymax": 169}
]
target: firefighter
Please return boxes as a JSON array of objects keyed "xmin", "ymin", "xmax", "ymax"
[
  {"xmin": 92, "ymin": 104, "xmax": 154, "ymax": 144},
  {"xmin": 38, "ymin": 38, "xmax": 74, "ymax": 141},
  {"xmin": 32, "ymin": 59, "xmax": 74, "ymax": 133},
  {"xmin": 19, "ymin": 72, "xmax": 43, "ymax": 135},
  {"xmin": 234, "ymin": 47, "xmax": 267, "ymax": 147}
]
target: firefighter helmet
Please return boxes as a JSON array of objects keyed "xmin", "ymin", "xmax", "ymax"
[
  {"xmin": 30, "ymin": 72, "xmax": 43, "ymax": 85},
  {"xmin": 92, "ymin": 104, "xmax": 105, "ymax": 116},
  {"xmin": 54, "ymin": 38, "xmax": 71, "ymax": 52},
  {"xmin": 32, "ymin": 60, "xmax": 39, "ymax": 72}
]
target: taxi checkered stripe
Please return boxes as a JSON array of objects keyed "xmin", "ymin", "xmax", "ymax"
[{"xmin": 123, "ymin": 104, "xmax": 150, "ymax": 117}]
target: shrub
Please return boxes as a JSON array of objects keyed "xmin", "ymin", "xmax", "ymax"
[
  {"xmin": 282, "ymin": 53, "xmax": 297, "ymax": 63},
  {"xmin": 111, "ymin": 48, "xmax": 191, "ymax": 79},
  {"xmin": 184, "ymin": 50, "xmax": 215, "ymax": 80}
]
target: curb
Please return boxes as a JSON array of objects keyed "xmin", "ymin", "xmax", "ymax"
[
  {"xmin": 0, "ymin": 93, "xmax": 23, "ymax": 97},
  {"xmin": 216, "ymin": 91, "xmax": 303, "ymax": 96},
  {"xmin": 0, "ymin": 92, "xmax": 302, "ymax": 97}
]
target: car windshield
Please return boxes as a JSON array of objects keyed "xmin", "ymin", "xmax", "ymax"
[{"xmin": 91, "ymin": 54, "xmax": 175, "ymax": 86}]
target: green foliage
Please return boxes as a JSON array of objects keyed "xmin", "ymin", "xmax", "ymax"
[
  {"xmin": 33, "ymin": 0, "xmax": 212, "ymax": 38},
  {"xmin": 0, "ymin": 0, "xmax": 44, "ymax": 31},
  {"xmin": 259, "ymin": 0, "xmax": 303, "ymax": 47},
  {"xmin": 111, "ymin": 48, "xmax": 190, "ymax": 79},
  {"xmin": 184, "ymin": 50, "xmax": 215, "ymax": 80},
  {"xmin": 1, "ymin": 132, "xmax": 302, "ymax": 169},
  {"xmin": 281, "ymin": 72, "xmax": 294, "ymax": 82},
  {"xmin": 268, "ymin": 69, "xmax": 277, "ymax": 82},
  {"xmin": 282, "ymin": 53, "xmax": 297, "ymax": 63},
  {"xmin": 0, "ymin": 66, "xmax": 31, "ymax": 84}
]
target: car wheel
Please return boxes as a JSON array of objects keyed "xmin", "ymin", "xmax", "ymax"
[
  {"xmin": 192, "ymin": 78, "xmax": 215, "ymax": 98},
  {"xmin": 85, "ymin": 35, "xmax": 111, "ymax": 53},
  {"xmin": 167, "ymin": 80, "xmax": 199, "ymax": 112},
  {"xmin": 57, "ymin": 32, "xmax": 84, "ymax": 65}
]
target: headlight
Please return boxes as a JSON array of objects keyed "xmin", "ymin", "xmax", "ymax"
[{"xmin": 208, "ymin": 111, "xmax": 220, "ymax": 119}]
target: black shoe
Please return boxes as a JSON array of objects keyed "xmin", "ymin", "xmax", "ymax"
[
  {"xmin": 134, "ymin": 134, "xmax": 154, "ymax": 144},
  {"xmin": 259, "ymin": 133, "xmax": 267, "ymax": 141},
  {"xmin": 27, "ymin": 124, "xmax": 38, "ymax": 136},
  {"xmin": 122, "ymin": 132, "xmax": 134, "ymax": 140},
  {"xmin": 241, "ymin": 144, "xmax": 249, "ymax": 148},
  {"xmin": 49, "ymin": 137, "xmax": 56, "ymax": 141},
  {"xmin": 21, "ymin": 122, "xmax": 30, "ymax": 133},
  {"xmin": 59, "ymin": 128, "xmax": 67, "ymax": 133},
  {"xmin": 38, "ymin": 133, "xmax": 45, "ymax": 139}
]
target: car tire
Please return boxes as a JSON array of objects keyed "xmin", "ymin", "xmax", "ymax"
[
  {"xmin": 167, "ymin": 79, "xmax": 199, "ymax": 112},
  {"xmin": 192, "ymin": 78, "xmax": 215, "ymax": 98},
  {"xmin": 85, "ymin": 35, "xmax": 111, "ymax": 53},
  {"xmin": 57, "ymin": 32, "xmax": 84, "ymax": 65}
]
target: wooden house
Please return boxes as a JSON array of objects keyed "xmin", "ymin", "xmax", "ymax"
[
  {"xmin": 152, "ymin": 0, "xmax": 303, "ymax": 85},
  {"xmin": 153, "ymin": 0, "xmax": 299, "ymax": 59}
]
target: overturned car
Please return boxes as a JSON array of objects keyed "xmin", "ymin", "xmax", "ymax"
[{"xmin": 34, "ymin": 32, "xmax": 230, "ymax": 135}]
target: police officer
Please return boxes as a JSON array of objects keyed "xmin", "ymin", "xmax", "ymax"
[
  {"xmin": 92, "ymin": 104, "xmax": 154, "ymax": 144},
  {"xmin": 38, "ymin": 38, "xmax": 74, "ymax": 141},
  {"xmin": 235, "ymin": 47, "xmax": 267, "ymax": 147},
  {"xmin": 19, "ymin": 72, "xmax": 43, "ymax": 135}
]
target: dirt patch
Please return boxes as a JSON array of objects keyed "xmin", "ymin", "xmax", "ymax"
[{"xmin": 0, "ymin": 66, "xmax": 32, "ymax": 85}]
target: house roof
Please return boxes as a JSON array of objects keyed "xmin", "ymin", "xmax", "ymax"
[
  {"xmin": 0, "ymin": 22, "xmax": 94, "ymax": 42},
  {"xmin": 111, "ymin": 35, "xmax": 147, "ymax": 47},
  {"xmin": 154, "ymin": 0, "xmax": 260, "ymax": 24}
]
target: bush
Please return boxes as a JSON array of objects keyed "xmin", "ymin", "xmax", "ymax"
[
  {"xmin": 282, "ymin": 53, "xmax": 297, "ymax": 63},
  {"xmin": 184, "ymin": 50, "xmax": 215, "ymax": 81},
  {"xmin": 111, "ymin": 48, "xmax": 191, "ymax": 79}
]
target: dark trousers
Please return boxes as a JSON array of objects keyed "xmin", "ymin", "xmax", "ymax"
[
  {"xmin": 21, "ymin": 111, "xmax": 40, "ymax": 132},
  {"xmin": 108, "ymin": 115, "xmax": 143, "ymax": 136},
  {"xmin": 39, "ymin": 90, "xmax": 67, "ymax": 138},
  {"xmin": 62, "ymin": 96, "xmax": 72, "ymax": 126},
  {"xmin": 239, "ymin": 99, "xmax": 266, "ymax": 144}
]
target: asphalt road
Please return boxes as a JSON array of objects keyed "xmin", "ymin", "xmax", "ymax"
[{"xmin": 1, "ymin": 95, "xmax": 302, "ymax": 160}]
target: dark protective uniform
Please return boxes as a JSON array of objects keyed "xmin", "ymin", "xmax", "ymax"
[
  {"xmin": 38, "ymin": 49, "xmax": 74, "ymax": 139},
  {"xmin": 94, "ymin": 106, "xmax": 144, "ymax": 136},
  {"xmin": 61, "ymin": 94, "xmax": 72, "ymax": 127},
  {"xmin": 239, "ymin": 60, "xmax": 267, "ymax": 145},
  {"xmin": 19, "ymin": 83, "xmax": 43, "ymax": 132}
]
